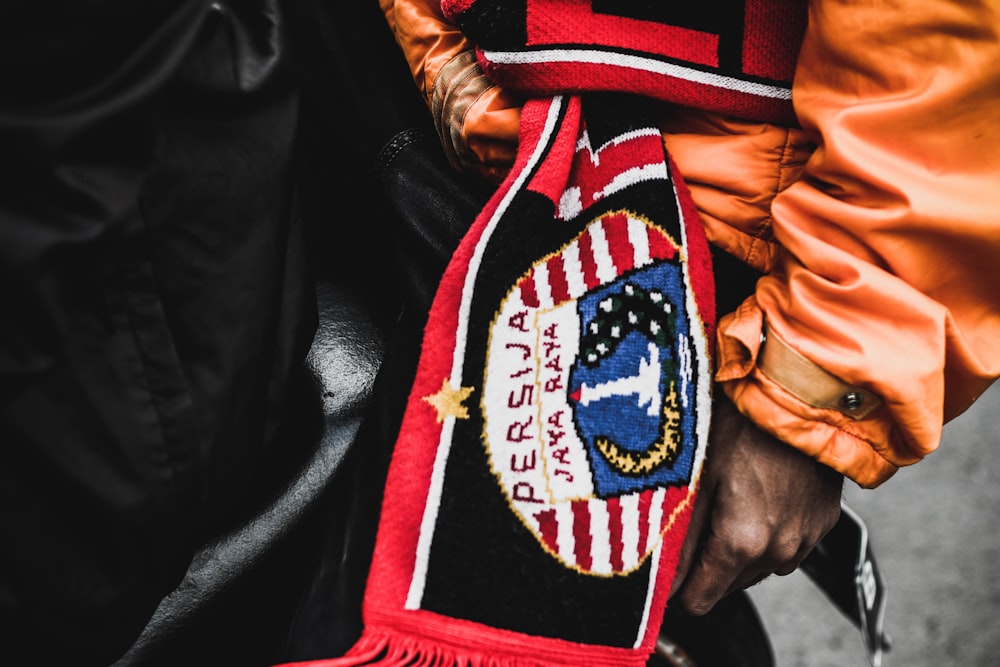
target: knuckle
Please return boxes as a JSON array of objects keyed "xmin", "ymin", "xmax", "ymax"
[
  {"xmin": 771, "ymin": 535, "xmax": 803, "ymax": 564},
  {"xmin": 728, "ymin": 526, "xmax": 770, "ymax": 562}
]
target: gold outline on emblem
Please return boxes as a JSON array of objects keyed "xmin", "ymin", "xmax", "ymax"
[{"xmin": 594, "ymin": 381, "xmax": 682, "ymax": 475}]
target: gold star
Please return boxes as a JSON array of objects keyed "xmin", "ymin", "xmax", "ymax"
[{"xmin": 423, "ymin": 377, "xmax": 475, "ymax": 423}]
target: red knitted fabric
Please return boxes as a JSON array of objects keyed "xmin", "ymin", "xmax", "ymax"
[
  {"xmin": 444, "ymin": 0, "xmax": 806, "ymax": 126},
  {"xmin": 277, "ymin": 93, "xmax": 714, "ymax": 667},
  {"xmin": 271, "ymin": 1, "xmax": 813, "ymax": 663}
]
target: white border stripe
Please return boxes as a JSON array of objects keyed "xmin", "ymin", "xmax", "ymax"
[
  {"xmin": 636, "ymin": 540, "xmax": 662, "ymax": 649},
  {"xmin": 633, "ymin": 487, "xmax": 667, "ymax": 648},
  {"xmin": 482, "ymin": 48, "xmax": 792, "ymax": 100},
  {"xmin": 672, "ymin": 178, "xmax": 712, "ymax": 488},
  {"xmin": 596, "ymin": 162, "xmax": 669, "ymax": 201},
  {"xmin": 406, "ymin": 97, "xmax": 568, "ymax": 609}
]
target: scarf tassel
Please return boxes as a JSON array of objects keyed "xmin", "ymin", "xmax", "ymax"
[{"xmin": 279, "ymin": 629, "xmax": 560, "ymax": 667}]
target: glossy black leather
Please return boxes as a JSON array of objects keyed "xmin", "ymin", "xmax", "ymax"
[
  {"xmin": 0, "ymin": 0, "xmax": 421, "ymax": 664},
  {"xmin": 108, "ymin": 1, "xmax": 490, "ymax": 664},
  {"xmin": 114, "ymin": 281, "xmax": 388, "ymax": 667},
  {"xmin": 3, "ymin": 2, "xmax": 312, "ymax": 662}
]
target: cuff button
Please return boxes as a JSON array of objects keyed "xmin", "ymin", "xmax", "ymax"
[{"xmin": 840, "ymin": 392, "xmax": 864, "ymax": 411}]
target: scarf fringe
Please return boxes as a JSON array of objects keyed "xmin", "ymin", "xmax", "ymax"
[{"xmin": 293, "ymin": 628, "xmax": 600, "ymax": 667}]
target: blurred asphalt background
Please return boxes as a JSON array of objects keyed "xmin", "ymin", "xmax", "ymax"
[{"xmin": 748, "ymin": 380, "xmax": 1000, "ymax": 666}]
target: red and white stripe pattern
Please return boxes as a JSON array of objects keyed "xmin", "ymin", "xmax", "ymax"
[
  {"xmin": 517, "ymin": 211, "xmax": 679, "ymax": 310},
  {"xmin": 532, "ymin": 485, "xmax": 692, "ymax": 575},
  {"xmin": 556, "ymin": 127, "xmax": 669, "ymax": 221},
  {"xmin": 484, "ymin": 211, "xmax": 689, "ymax": 575},
  {"xmin": 445, "ymin": 0, "xmax": 804, "ymax": 124}
]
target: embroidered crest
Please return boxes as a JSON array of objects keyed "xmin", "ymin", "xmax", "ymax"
[
  {"xmin": 352, "ymin": 96, "xmax": 715, "ymax": 656},
  {"xmin": 483, "ymin": 209, "xmax": 701, "ymax": 575}
]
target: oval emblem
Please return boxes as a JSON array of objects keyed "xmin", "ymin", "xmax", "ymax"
[{"xmin": 481, "ymin": 209, "xmax": 706, "ymax": 575}]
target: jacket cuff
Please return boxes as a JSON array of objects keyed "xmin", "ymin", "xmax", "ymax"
[
  {"xmin": 430, "ymin": 49, "xmax": 521, "ymax": 182},
  {"xmin": 715, "ymin": 297, "xmax": 903, "ymax": 488},
  {"xmin": 432, "ymin": 48, "xmax": 492, "ymax": 172}
]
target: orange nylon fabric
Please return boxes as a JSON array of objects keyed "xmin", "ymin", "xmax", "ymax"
[{"xmin": 378, "ymin": 0, "xmax": 1000, "ymax": 487}]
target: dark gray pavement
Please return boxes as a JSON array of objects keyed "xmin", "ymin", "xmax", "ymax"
[{"xmin": 748, "ymin": 380, "xmax": 1000, "ymax": 666}]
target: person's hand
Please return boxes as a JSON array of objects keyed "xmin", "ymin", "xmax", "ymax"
[{"xmin": 669, "ymin": 394, "xmax": 844, "ymax": 614}]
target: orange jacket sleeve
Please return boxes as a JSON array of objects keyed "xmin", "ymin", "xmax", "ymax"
[
  {"xmin": 380, "ymin": 0, "xmax": 1000, "ymax": 488},
  {"xmin": 717, "ymin": 0, "xmax": 1000, "ymax": 487},
  {"xmin": 379, "ymin": 0, "xmax": 520, "ymax": 182}
]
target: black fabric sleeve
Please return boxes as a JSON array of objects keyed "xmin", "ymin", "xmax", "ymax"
[
  {"xmin": 0, "ymin": 3, "xmax": 212, "ymax": 664},
  {"xmin": 0, "ymin": 0, "xmax": 205, "ymax": 386}
]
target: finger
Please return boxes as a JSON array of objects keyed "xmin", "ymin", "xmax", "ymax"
[
  {"xmin": 774, "ymin": 561, "xmax": 802, "ymax": 576},
  {"xmin": 723, "ymin": 570, "xmax": 773, "ymax": 599},
  {"xmin": 673, "ymin": 531, "xmax": 746, "ymax": 615},
  {"xmin": 773, "ymin": 543, "xmax": 816, "ymax": 576},
  {"xmin": 724, "ymin": 540, "xmax": 812, "ymax": 595}
]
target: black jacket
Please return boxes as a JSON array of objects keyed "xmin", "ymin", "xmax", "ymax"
[{"xmin": 0, "ymin": 1, "xmax": 465, "ymax": 664}]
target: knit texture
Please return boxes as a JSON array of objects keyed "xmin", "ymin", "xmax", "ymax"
[
  {"xmin": 276, "ymin": 92, "xmax": 714, "ymax": 667},
  {"xmin": 268, "ymin": 0, "xmax": 816, "ymax": 663},
  {"xmin": 443, "ymin": 0, "xmax": 806, "ymax": 126}
]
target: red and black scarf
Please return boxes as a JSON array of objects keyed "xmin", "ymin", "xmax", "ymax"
[{"xmin": 278, "ymin": 1, "xmax": 804, "ymax": 665}]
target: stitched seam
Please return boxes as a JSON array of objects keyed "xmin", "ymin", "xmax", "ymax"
[
  {"xmin": 375, "ymin": 128, "xmax": 433, "ymax": 184},
  {"xmin": 743, "ymin": 127, "xmax": 790, "ymax": 267}
]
